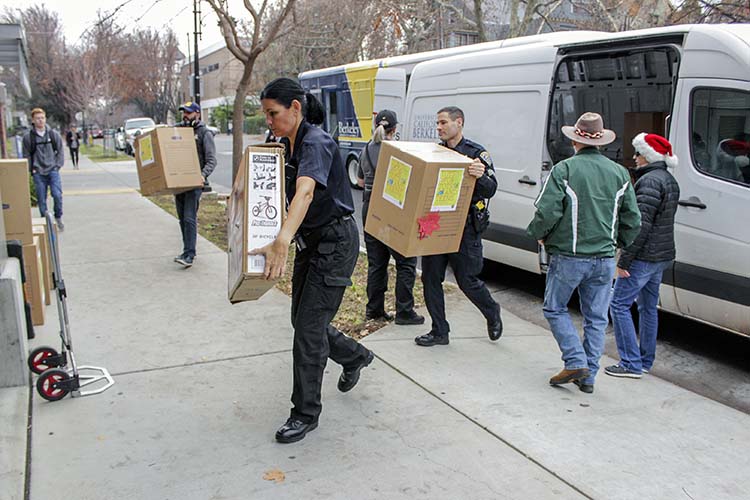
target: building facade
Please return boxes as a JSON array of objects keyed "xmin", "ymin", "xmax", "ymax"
[{"xmin": 179, "ymin": 41, "xmax": 248, "ymax": 123}]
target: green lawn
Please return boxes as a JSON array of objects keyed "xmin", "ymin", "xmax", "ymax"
[
  {"xmin": 80, "ymin": 143, "xmax": 130, "ymax": 162},
  {"xmin": 147, "ymin": 193, "xmax": 455, "ymax": 339}
]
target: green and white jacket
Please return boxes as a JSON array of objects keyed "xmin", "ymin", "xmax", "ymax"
[{"xmin": 527, "ymin": 147, "xmax": 641, "ymax": 258}]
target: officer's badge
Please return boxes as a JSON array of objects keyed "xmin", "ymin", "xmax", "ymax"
[{"xmin": 480, "ymin": 151, "xmax": 493, "ymax": 167}]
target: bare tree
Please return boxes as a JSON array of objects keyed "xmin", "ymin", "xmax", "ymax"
[
  {"xmin": 473, "ymin": 0, "xmax": 487, "ymax": 42},
  {"xmin": 120, "ymin": 28, "xmax": 182, "ymax": 123},
  {"xmin": 205, "ymin": 0, "xmax": 299, "ymax": 181},
  {"xmin": 64, "ymin": 14, "xmax": 127, "ymax": 130},
  {"xmin": 671, "ymin": 0, "xmax": 750, "ymax": 24},
  {"xmin": 4, "ymin": 5, "xmax": 73, "ymax": 125}
]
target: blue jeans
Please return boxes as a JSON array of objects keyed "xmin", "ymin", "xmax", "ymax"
[
  {"xmin": 32, "ymin": 170, "xmax": 63, "ymax": 218},
  {"xmin": 174, "ymin": 188, "xmax": 202, "ymax": 258},
  {"xmin": 610, "ymin": 260, "xmax": 670, "ymax": 373},
  {"xmin": 543, "ymin": 254, "xmax": 615, "ymax": 385}
]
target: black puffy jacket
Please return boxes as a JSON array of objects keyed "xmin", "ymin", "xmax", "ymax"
[{"xmin": 618, "ymin": 161, "xmax": 680, "ymax": 270}]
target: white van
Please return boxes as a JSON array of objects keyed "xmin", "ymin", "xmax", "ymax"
[
  {"xmin": 299, "ymin": 31, "xmax": 604, "ymax": 187},
  {"xmin": 402, "ymin": 24, "xmax": 750, "ymax": 337}
]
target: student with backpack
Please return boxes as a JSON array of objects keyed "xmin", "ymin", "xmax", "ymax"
[{"xmin": 22, "ymin": 108, "xmax": 66, "ymax": 230}]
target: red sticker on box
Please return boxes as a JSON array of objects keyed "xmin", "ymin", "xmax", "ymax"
[{"xmin": 417, "ymin": 212, "xmax": 441, "ymax": 239}]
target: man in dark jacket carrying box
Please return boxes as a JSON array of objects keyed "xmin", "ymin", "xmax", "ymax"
[{"xmin": 173, "ymin": 101, "xmax": 217, "ymax": 268}]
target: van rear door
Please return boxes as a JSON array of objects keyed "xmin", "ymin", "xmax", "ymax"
[{"xmin": 373, "ymin": 68, "xmax": 407, "ymax": 139}]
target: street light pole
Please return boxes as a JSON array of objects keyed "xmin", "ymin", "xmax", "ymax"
[{"xmin": 193, "ymin": 0, "xmax": 202, "ymax": 105}]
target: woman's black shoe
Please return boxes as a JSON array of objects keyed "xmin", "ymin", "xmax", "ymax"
[
  {"xmin": 395, "ymin": 312, "xmax": 425, "ymax": 325},
  {"xmin": 275, "ymin": 418, "xmax": 318, "ymax": 443},
  {"xmin": 338, "ymin": 351, "xmax": 375, "ymax": 392}
]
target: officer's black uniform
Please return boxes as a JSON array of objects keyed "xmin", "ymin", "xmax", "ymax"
[
  {"xmin": 281, "ymin": 120, "xmax": 372, "ymax": 425},
  {"xmin": 418, "ymin": 137, "xmax": 501, "ymax": 344}
]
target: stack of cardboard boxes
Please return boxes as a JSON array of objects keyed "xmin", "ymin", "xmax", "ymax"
[
  {"xmin": 134, "ymin": 126, "xmax": 205, "ymax": 196},
  {"xmin": 0, "ymin": 159, "xmax": 48, "ymax": 326}
]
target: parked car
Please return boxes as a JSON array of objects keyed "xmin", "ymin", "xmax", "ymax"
[
  {"xmin": 206, "ymin": 125, "xmax": 220, "ymax": 136},
  {"xmin": 90, "ymin": 125, "xmax": 103, "ymax": 139},
  {"xmin": 114, "ymin": 127, "xmax": 127, "ymax": 151},
  {"xmin": 123, "ymin": 117, "xmax": 157, "ymax": 156}
]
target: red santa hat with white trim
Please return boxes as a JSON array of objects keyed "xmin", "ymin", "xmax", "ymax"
[{"xmin": 632, "ymin": 133, "xmax": 678, "ymax": 169}]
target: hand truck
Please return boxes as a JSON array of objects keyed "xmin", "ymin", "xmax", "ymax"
[{"xmin": 27, "ymin": 213, "xmax": 114, "ymax": 401}]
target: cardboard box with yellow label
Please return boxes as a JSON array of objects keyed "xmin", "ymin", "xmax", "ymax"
[
  {"xmin": 228, "ymin": 144, "xmax": 286, "ymax": 303},
  {"xmin": 134, "ymin": 127, "xmax": 204, "ymax": 196},
  {"xmin": 364, "ymin": 141, "xmax": 475, "ymax": 257}
]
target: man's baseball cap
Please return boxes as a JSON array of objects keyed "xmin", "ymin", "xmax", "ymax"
[{"xmin": 179, "ymin": 101, "xmax": 201, "ymax": 113}]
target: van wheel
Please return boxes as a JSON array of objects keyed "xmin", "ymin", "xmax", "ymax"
[{"xmin": 346, "ymin": 156, "xmax": 361, "ymax": 190}]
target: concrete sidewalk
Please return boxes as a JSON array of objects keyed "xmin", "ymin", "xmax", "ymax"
[{"xmin": 2, "ymin": 154, "xmax": 749, "ymax": 500}]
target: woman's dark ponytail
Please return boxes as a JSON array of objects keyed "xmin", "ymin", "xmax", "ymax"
[
  {"xmin": 260, "ymin": 77, "xmax": 324, "ymax": 125},
  {"xmin": 305, "ymin": 92, "xmax": 325, "ymax": 126}
]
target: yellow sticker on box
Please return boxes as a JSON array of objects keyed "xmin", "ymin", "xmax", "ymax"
[
  {"xmin": 431, "ymin": 168, "xmax": 464, "ymax": 212},
  {"xmin": 382, "ymin": 156, "xmax": 412, "ymax": 209},
  {"xmin": 138, "ymin": 135, "xmax": 155, "ymax": 167}
]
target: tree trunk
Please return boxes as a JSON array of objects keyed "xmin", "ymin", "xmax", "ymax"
[
  {"xmin": 473, "ymin": 0, "xmax": 486, "ymax": 42},
  {"xmin": 231, "ymin": 60, "xmax": 256, "ymax": 184}
]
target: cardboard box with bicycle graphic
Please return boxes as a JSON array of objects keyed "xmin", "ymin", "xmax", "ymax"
[{"xmin": 228, "ymin": 144, "xmax": 286, "ymax": 303}]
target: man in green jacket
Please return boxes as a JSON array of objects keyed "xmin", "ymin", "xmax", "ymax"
[{"xmin": 527, "ymin": 112, "xmax": 641, "ymax": 394}]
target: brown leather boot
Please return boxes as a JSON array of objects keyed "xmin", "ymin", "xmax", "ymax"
[{"xmin": 549, "ymin": 367, "xmax": 590, "ymax": 386}]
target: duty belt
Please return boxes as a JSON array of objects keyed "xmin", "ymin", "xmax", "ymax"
[{"xmin": 295, "ymin": 214, "xmax": 353, "ymax": 251}]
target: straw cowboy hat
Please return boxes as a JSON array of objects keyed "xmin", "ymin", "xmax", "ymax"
[{"xmin": 561, "ymin": 112, "xmax": 616, "ymax": 146}]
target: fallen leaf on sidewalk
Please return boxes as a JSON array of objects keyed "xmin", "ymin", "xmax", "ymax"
[{"xmin": 263, "ymin": 469, "xmax": 285, "ymax": 483}]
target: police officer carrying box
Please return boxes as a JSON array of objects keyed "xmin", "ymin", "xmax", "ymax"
[
  {"xmin": 173, "ymin": 101, "xmax": 216, "ymax": 268},
  {"xmin": 250, "ymin": 78, "xmax": 374, "ymax": 444},
  {"xmin": 415, "ymin": 106, "xmax": 503, "ymax": 347}
]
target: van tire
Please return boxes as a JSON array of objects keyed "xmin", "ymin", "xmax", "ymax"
[{"xmin": 347, "ymin": 156, "xmax": 361, "ymax": 190}]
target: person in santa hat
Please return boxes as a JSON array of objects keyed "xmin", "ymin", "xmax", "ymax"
[
  {"xmin": 716, "ymin": 138, "xmax": 750, "ymax": 183},
  {"xmin": 606, "ymin": 132, "xmax": 681, "ymax": 379}
]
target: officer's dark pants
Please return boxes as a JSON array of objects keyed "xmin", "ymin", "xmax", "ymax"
[
  {"xmin": 290, "ymin": 216, "xmax": 370, "ymax": 423},
  {"xmin": 174, "ymin": 188, "xmax": 202, "ymax": 258},
  {"xmin": 421, "ymin": 224, "xmax": 499, "ymax": 337},
  {"xmin": 362, "ymin": 198, "xmax": 418, "ymax": 317}
]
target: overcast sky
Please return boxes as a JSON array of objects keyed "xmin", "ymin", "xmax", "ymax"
[{"xmin": 1, "ymin": 0, "xmax": 227, "ymax": 56}]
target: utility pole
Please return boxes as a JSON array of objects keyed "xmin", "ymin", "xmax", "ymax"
[
  {"xmin": 186, "ymin": 32, "xmax": 191, "ymax": 104},
  {"xmin": 193, "ymin": 0, "xmax": 202, "ymax": 105}
]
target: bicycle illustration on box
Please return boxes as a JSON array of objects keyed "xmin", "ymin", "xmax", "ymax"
[{"xmin": 252, "ymin": 196, "xmax": 278, "ymax": 220}]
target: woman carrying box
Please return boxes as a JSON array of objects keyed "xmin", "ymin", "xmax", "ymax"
[
  {"xmin": 250, "ymin": 78, "xmax": 374, "ymax": 444},
  {"xmin": 357, "ymin": 109, "xmax": 424, "ymax": 326}
]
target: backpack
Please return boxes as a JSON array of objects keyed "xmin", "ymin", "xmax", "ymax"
[{"xmin": 28, "ymin": 128, "xmax": 59, "ymax": 159}]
